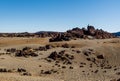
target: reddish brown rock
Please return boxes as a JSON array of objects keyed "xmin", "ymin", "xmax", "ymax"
[{"xmin": 87, "ymin": 25, "xmax": 96, "ymax": 36}]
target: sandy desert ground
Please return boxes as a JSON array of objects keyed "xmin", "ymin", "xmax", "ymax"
[{"xmin": 0, "ymin": 37, "xmax": 120, "ymax": 81}]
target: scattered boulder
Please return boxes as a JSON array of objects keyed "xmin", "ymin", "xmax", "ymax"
[
  {"xmin": 38, "ymin": 46, "xmax": 47, "ymax": 51},
  {"xmin": 76, "ymin": 50, "xmax": 81, "ymax": 53},
  {"xmin": 0, "ymin": 68, "xmax": 7, "ymax": 72},
  {"xmin": 6, "ymin": 48, "xmax": 16, "ymax": 53},
  {"xmin": 86, "ymin": 58, "xmax": 91, "ymax": 61},
  {"xmin": 0, "ymin": 68, "xmax": 12, "ymax": 73},
  {"xmin": 104, "ymin": 66, "xmax": 112, "ymax": 69},
  {"xmin": 22, "ymin": 72, "xmax": 31, "ymax": 76},
  {"xmin": 40, "ymin": 69, "xmax": 58, "ymax": 75},
  {"xmin": 15, "ymin": 47, "xmax": 38, "ymax": 57},
  {"xmin": 80, "ymin": 65, "xmax": 84, "ymax": 68},
  {"xmin": 110, "ymin": 79, "xmax": 116, "ymax": 81},
  {"xmin": 117, "ymin": 78, "xmax": 120, "ymax": 81},
  {"xmin": 80, "ymin": 62, "xmax": 86, "ymax": 65},
  {"xmin": 45, "ymin": 44, "xmax": 53, "ymax": 49},
  {"xmin": 94, "ymin": 70, "xmax": 99, "ymax": 73},
  {"xmin": 47, "ymin": 51, "xmax": 74, "ymax": 65},
  {"xmin": 22, "ymin": 47, "xmax": 31, "ymax": 51},
  {"xmin": 69, "ymin": 66, "xmax": 73, "ymax": 69},
  {"xmin": 17, "ymin": 68, "xmax": 26, "ymax": 72},
  {"xmin": 83, "ymin": 51, "xmax": 91, "ymax": 56},
  {"xmin": 48, "ymin": 51, "xmax": 58, "ymax": 60},
  {"xmin": 62, "ymin": 66, "xmax": 66, "ymax": 69},
  {"xmin": 62, "ymin": 43, "xmax": 69, "ymax": 48},
  {"xmin": 97, "ymin": 55, "xmax": 104, "ymax": 59},
  {"xmin": 44, "ymin": 71, "xmax": 52, "ymax": 74},
  {"xmin": 116, "ymin": 72, "xmax": 120, "ymax": 75},
  {"xmin": 103, "ymin": 70, "xmax": 107, "ymax": 73},
  {"xmin": 36, "ymin": 45, "xmax": 54, "ymax": 51}
]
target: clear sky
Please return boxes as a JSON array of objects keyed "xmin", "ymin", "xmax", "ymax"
[{"xmin": 0, "ymin": 0, "xmax": 120, "ymax": 33}]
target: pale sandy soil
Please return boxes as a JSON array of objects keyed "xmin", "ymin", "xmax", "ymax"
[{"xmin": 0, "ymin": 37, "xmax": 120, "ymax": 81}]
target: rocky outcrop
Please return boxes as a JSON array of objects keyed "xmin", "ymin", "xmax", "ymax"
[
  {"xmin": 95, "ymin": 29, "xmax": 114, "ymax": 39},
  {"xmin": 87, "ymin": 25, "xmax": 96, "ymax": 36},
  {"xmin": 0, "ymin": 25, "xmax": 116, "ymax": 41},
  {"xmin": 67, "ymin": 27, "xmax": 84, "ymax": 38},
  {"xmin": 49, "ymin": 25, "xmax": 115, "ymax": 42}
]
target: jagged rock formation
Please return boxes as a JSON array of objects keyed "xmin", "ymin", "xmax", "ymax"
[
  {"xmin": 49, "ymin": 25, "xmax": 115, "ymax": 42},
  {"xmin": 67, "ymin": 25, "xmax": 115, "ymax": 39}
]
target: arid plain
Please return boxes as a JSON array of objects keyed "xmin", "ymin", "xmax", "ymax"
[{"xmin": 0, "ymin": 37, "xmax": 120, "ymax": 81}]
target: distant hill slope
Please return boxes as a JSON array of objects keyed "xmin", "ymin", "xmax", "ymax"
[
  {"xmin": 112, "ymin": 32, "xmax": 120, "ymax": 37},
  {"xmin": 35, "ymin": 31, "xmax": 60, "ymax": 34}
]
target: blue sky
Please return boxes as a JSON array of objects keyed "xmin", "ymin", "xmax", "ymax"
[{"xmin": 0, "ymin": 0, "xmax": 120, "ymax": 33}]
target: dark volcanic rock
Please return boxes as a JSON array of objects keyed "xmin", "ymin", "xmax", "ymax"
[
  {"xmin": 45, "ymin": 45, "xmax": 53, "ymax": 49},
  {"xmin": 116, "ymin": 72, "xmax": 120, "ymax": 75},
  {"xmin": 62, "ymin": 43, "xmax": 69, "ymax": 48},
  {"xmin": 48, "ymin": 51, "xmax": 58, "ymax": 60},
  {"xmin": 87, "ymin": 25, "xmax": 96, "ymax": 36},
  {"xmin": 97, "ymin": 55, "xmax": 104, "ymax": 59},
  {"xmin": 49, "ymin": 33, "xmax": 71, "ymax": 42},
  {"xmin": 0, "ymin": 68, "xmax": 12, "ymax": 73},
  {"xmin": 117, "ymin": 78, "xmax": 120, "ymax": 81},
  {"xmin": 22, "ymin": 72, "xmax": 31, "ymax": 76},
  {"xmin": 104, "ymin": 66, "xmax": 112, "ymax": 69},
  {"xmin": 67, "ymin": 27, "xmax": 84, "ymax": 38},
  {"xmin": 6, "ymin": 48, "xmax": 16, "ymax": 53},
  {"xmin": 17, "ymin": 68, "xmax": 26, "ymax": 72},
  {"xmin": 38, "ymin": 46, "xmax": 47, "ymax": 51},
  {"xmin": 47, "ymin": 51, "xmax": 74, "ymax": 65},
  {"xmin": 15, "ymin": 47, "xmax": 38, "ymax": 57},
  {"xmin": 49, "ymin": 25, "xmax": 115, "ymax": 42}
]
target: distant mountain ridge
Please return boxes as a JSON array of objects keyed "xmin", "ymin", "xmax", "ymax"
[
  {"xmin": 112, "ymin": 32, "xmax": 120, "ymax": 37},
  {"xmin": 35, "ymin": 31, "xmax": 58, "ymax": 33},
  {"xmin": 35, "ymin": 31, "xmax": 62, "ymax": 34}
]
